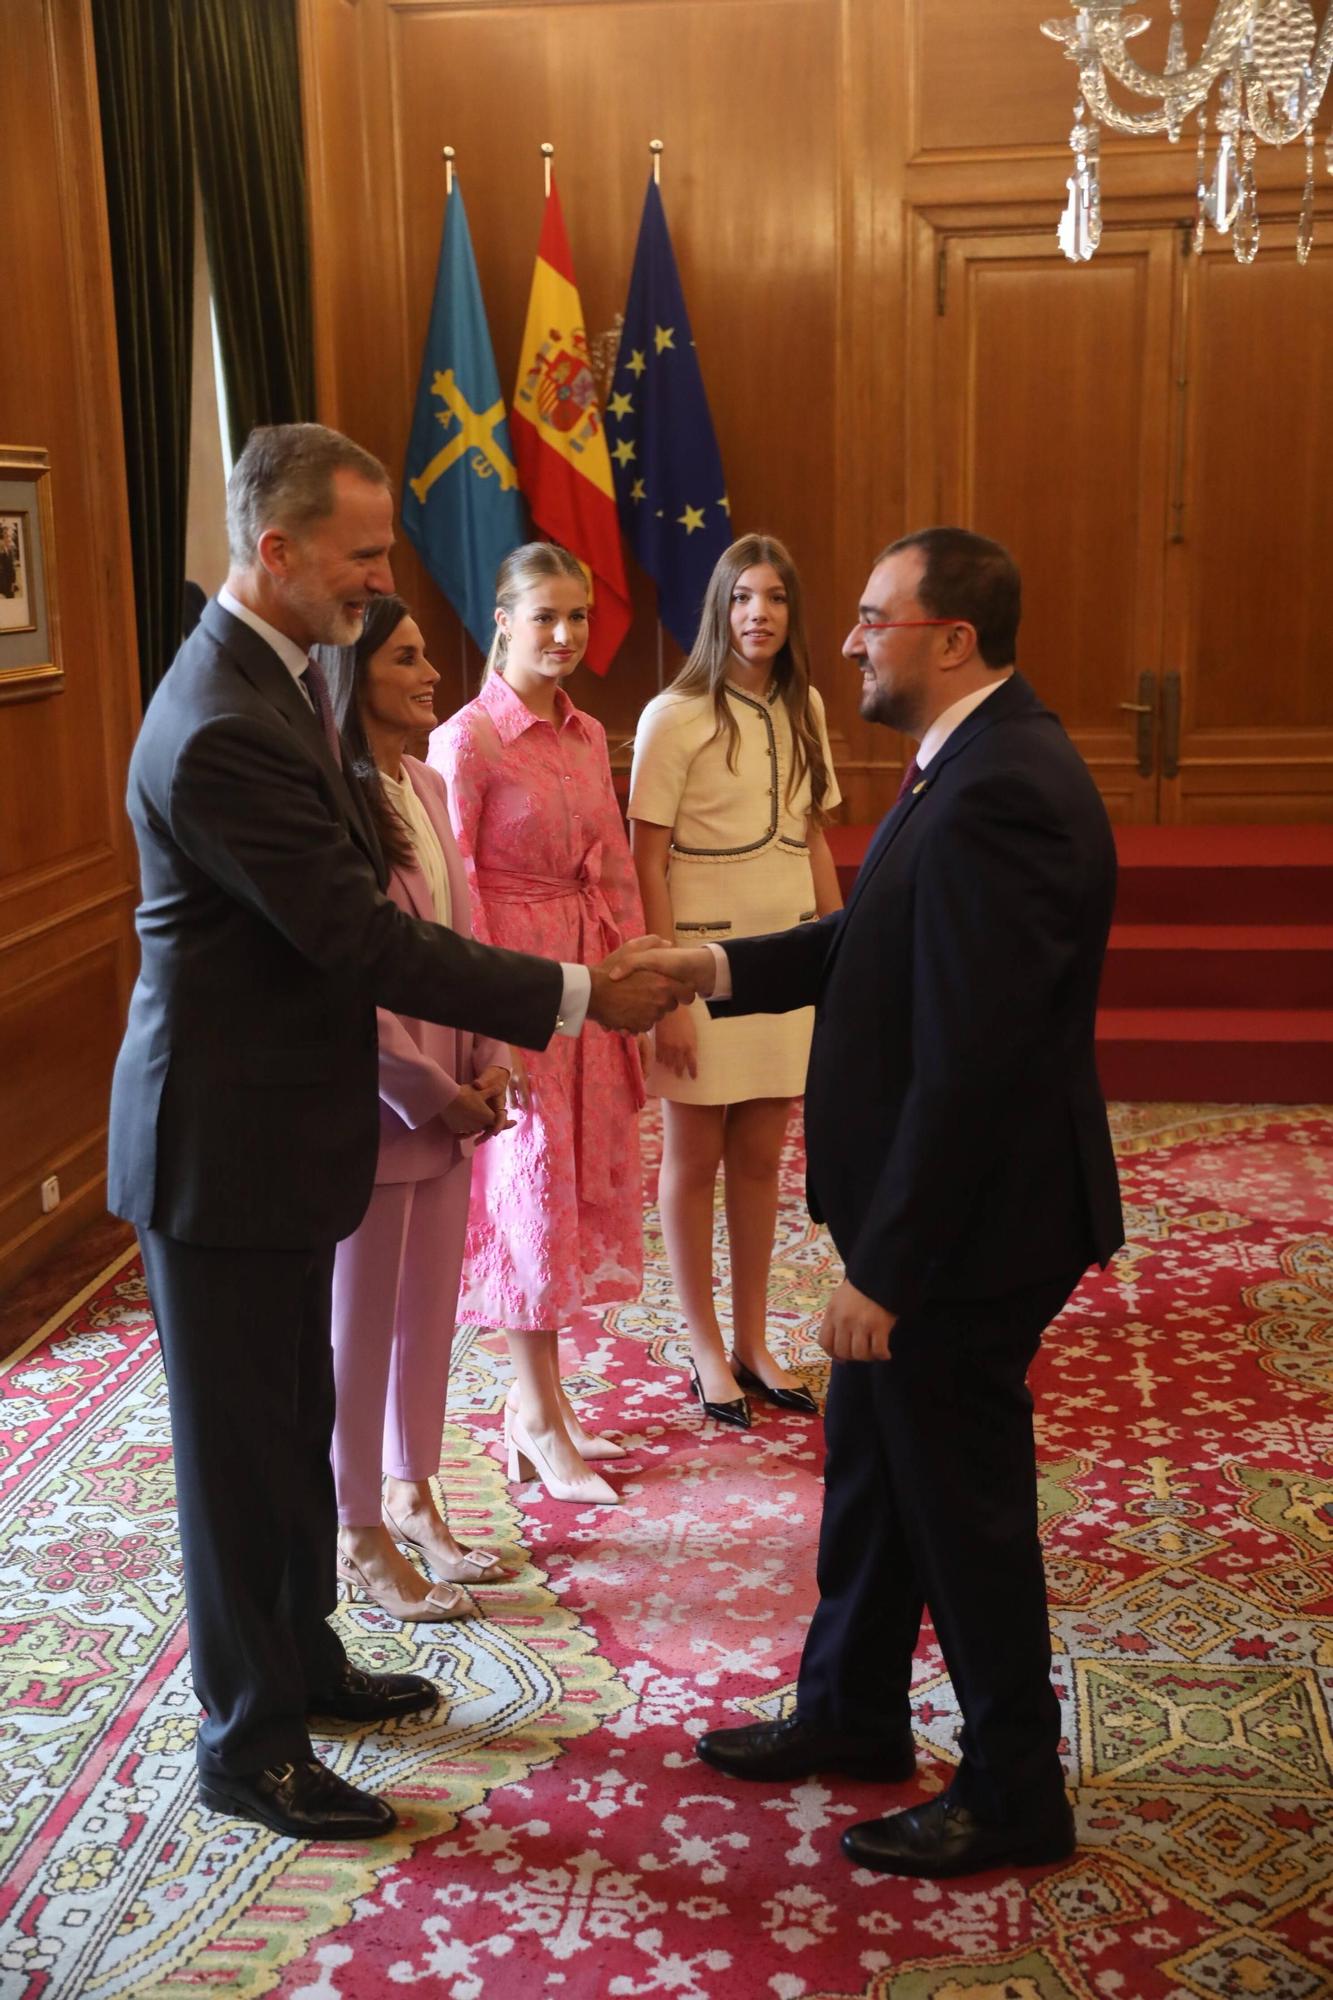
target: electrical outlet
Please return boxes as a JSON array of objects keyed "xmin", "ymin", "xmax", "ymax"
[{"xmin": 40, "ymin": 1176, "xmax": 60, "ymax": 1213}]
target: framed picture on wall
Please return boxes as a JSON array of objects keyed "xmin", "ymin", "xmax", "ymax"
[{"xmin": 0, "ymin": 447, "xmax": 63, "ymax": 700}]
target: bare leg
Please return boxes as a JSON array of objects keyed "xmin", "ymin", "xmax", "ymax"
[
  {"xmin": 336, "ymin": 1519, "xmax": 472, "ymax": 1619},
  {"xmin": 724, "ymin": 1097, "xmax": 803, "ymax": 1392},
  {"xmin": 505, "ymin": 1330, "xmax": 618, "ymax": 1503},
  {"xmin": 658, "ymin": 1099, "xmax": 737, "ymax": 1404},
  {"xmin": 381, "ymin": 1474, "xmax": 507, "ymax": 1583}
]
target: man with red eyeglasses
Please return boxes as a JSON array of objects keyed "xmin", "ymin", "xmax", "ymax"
[{"xmin": 634, "ymin": 527, "xmax": 1124, "ymax": 1877}]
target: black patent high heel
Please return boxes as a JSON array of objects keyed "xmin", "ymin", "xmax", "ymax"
[
  {"xmin": 688, "ymin": 1362, "xmax": 752, "ymax": 1430},
  {"xmin": 731, "ymin": 1358, "xmax": 819, "ymax": 1415}
]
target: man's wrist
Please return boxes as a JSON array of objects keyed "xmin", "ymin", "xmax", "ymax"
[
  {"xmin": 557, "ymin": 962, "xmax": 591, "ymax": 1036},
  {"xmin": 704, "ymin": 942, "xmax": 730, "ymax": 1000}
]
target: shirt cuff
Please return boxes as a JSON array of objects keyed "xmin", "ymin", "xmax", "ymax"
[
  {"xmin": 706, "ymin": 942, "xmax": 733, "ymax": 1001},
  {"xmin": 557, "ymin": 962, "xmax": 592, "ymax": 1036}
]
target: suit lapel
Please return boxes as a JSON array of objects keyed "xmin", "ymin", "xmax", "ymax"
[
  {"xmin": 840, "ymin": 674, "xmax": 1044, "ymax": 919},
  {"xmin": 205, "ymin": 601, "xmax": 386, "ymax": 879}
]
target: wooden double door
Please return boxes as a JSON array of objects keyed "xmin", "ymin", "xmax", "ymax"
[{"xmin": 918, "ymin": 221, "xmax": 1333, "ymax": 823}]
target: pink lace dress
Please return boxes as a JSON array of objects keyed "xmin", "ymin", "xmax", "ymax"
[{"xmin": 428, "ymin": 673, "xmax": 646, "ymax": 1331}]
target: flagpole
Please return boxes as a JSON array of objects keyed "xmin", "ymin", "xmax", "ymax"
[
  {"xmin": 442, "ymin": 144, "xmax": 455, "ymax": 196},
  {"xmin": 649, "ymin": 138, "xmax": 663, "ymax": 185},
  {"xmin": 540, "ymin": 141, "xmax": 554, "ymax": 196},
  {"xmin": 656, "ymin": 620, "xmax": 665, "ymax": 692}
]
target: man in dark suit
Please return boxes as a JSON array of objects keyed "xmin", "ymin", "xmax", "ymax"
[
  {"xmin": 108, "ymin": 423, "xmax": 687, "ymax": 1841},
  {"xmin": 636, "ymin": 528, "xmax": 1123, "ymax": 1877}
]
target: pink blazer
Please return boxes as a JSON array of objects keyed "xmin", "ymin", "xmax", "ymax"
[{"xmin": 374, "ymin": 757, "xmax": 508, "ymax": 1184}]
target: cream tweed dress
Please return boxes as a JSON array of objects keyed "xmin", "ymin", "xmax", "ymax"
[{"xmin": 628, "ymin": 679, "xmax": 841, "ymax": 1104}]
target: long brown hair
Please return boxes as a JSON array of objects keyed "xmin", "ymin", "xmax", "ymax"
[
  {"xmin": 318, "ymin": 593, "xmax": 416, "ymax": 871},
  {"xmin": 483, "ymin": 541, "xmax": 589, "ymax": 683},
  {"xmin": 667, "ymin": 533, "xmax": 831, "ymax": 817}
]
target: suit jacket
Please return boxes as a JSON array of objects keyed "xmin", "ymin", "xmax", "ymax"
[
  {"xmin": 373, "ymin": 757, "xmax": 509, "ymax": 1184},
  {"xmin": 720, "ymin": 673, "xmax": 1124, "ymax": 1315},
  {"xmin": 108, "ymin": 599, "xmax": 562, "ymax": 1250}
]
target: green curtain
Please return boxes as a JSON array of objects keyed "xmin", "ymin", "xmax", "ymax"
[
  {"xmin": 92, "ymin": 0, "xmax": 195, "ymax": 703},
  {"xmin": 185, "ymin": 0, "xmax": 316, "ymax": 460}
]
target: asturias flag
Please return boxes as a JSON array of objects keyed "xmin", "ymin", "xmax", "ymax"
[
  {"xmin": 605, "ymin": 177, "xmax": 730, "ymax": 654},
  {"xmin": 510, "ymin": 179, "xmax": 631, "ymax": 676},
  {"xmin": 402, "ymin": 182, "xmax": 526, "ymax": 654}
]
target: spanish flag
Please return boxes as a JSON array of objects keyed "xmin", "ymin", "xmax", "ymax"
[{"xmin": 511, "ymin": 180, "xmax": 630, "ymax": 675}]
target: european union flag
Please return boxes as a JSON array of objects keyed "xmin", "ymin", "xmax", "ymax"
[
  {"xmin": 402, "ymin": 183, "xmax": 527, "ymax": 653},
  {"xmin": 606, "ymin": 178, "xmax": 730, "ymax": 654}
]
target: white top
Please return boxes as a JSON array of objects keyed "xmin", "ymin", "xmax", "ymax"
[
  {"xmin": 628, "ymin": 680, "xmax": 841, "ymax": 854},
  {"xmin": 380, "ymin": 766, "xmax": 452, "ymax": 928}
]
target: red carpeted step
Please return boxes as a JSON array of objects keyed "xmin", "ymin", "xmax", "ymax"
[
  {"xmin": 1097, "ymin": 1007, "xmax": 1333, "ymax": 1102},
  {"xmin": 1102, "ymin": 925, "xmax": 1333, "ymax": 1009},
  {"xmin": 1113, "ymin": 825, "xmax": 1333, "ymax": 925}
]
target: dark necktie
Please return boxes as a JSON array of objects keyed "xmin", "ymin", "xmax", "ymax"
[
  {"xmin": 895, "ymin": 754, "xmax": 922, "ymax": 803},
  {"xmin": 302, "ymin": 654, "xmax": 342, "ymax": 768}
]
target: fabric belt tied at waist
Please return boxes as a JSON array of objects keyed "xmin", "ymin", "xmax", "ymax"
[{"xmin": 476, "ymin": 846, "xmax": 645, "ymax": 1203}]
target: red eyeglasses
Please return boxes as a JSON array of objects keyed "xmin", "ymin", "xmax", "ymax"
[{"xmin": 854, "ymin": 616, "xmax": 967, "ymax": 633}]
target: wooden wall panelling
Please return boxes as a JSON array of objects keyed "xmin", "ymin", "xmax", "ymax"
[
  {"xmin": 923, "ymin": 224, "xmax": 1176, "ymax": 822},
  {"xmin": 1161, "ymin": 225, "xmax": 1333, "ymax": 822},
  {"xmin": 302, "ymin": 0, "xmax": 890, "ymax": 791},
  {"xmin": 0, "ymin": 0, "xmax": 141, "ymax": 1289},
  {"xmin": 304, "ymin": 0, "xmax": 1333, "ymax": 826}
]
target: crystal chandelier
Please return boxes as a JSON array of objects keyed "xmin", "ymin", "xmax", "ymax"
[{"xmin": 1041, "ymin": 1, "xmax": 1333, "ymax": 262}]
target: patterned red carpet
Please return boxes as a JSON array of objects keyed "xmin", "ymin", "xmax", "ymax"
[{"xmin": 2, "ymin": 1103, "xmax": 1332, "ymax": 2000}]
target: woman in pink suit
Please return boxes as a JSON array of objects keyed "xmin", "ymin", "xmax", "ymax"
[
  {"xmin": 429, "ymin": 542, "xmax": 646, "ymax": 1509},
  {"xmin": 323, "ymin": 595, "xmax": 513, "ymax": 1621}
]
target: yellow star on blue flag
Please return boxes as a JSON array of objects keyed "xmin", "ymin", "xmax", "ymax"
[{"xmin": 606, "ymin": 178, "xmax": 730, "ymax": 653}]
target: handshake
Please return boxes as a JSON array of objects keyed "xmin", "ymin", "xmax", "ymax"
[{"xmin": 586, "ymin": 939, "xmax": 719, "ymax": 1034}]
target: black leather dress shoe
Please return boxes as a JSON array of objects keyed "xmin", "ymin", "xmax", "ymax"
[
  {"xmin": 695, "ymin": 1715, "xmax": 916, "ymax": 1783},
  {"xmin": 688, "ymin": 1364, "xmax": 751, "ymax": 1430},
  {"xmin": 307, "ymin": 1663, "xmax": 439, "ymax": 1723},
  {"xmin": 198, "ymin": 1758, "xmax": 397, "ymax": 1839},
  {"xmin": 731, "ymin": 1359, "xmax": 819, "ymax": 1415},
  {"xmin": 841, "ymin": 1792, "xmax": 1075, "ymax": 1877}
]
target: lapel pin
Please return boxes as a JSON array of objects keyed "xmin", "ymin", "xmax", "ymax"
[{"xmin": 912, "ymin": 779, "xmax": 929, "ymax": 796}]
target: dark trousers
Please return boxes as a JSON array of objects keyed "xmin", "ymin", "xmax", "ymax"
[
  {"xmin": 138, "ymin": 1228, "xmax": 348, "ymax": 1777},
  {"xmin": 796, "ymin": 1270, "xmax": 1081, "ymax": 1823}
]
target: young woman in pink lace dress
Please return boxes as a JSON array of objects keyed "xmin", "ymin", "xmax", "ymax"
[{"xmin": 428, "ymin": 543, "xmax": 646, "ymax": 1507}]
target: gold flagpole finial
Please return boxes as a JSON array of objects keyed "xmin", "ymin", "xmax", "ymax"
[
  {"xmin": 540, "ymin": 141, "xmax": 555, "ymax": 197},
  {"xmin": 442, "ymin": 145, "xmax": 455, "ymax": 196},
  {"xmin": 649, "ymin": 138, "xmax": 664, "ymax": 186}
]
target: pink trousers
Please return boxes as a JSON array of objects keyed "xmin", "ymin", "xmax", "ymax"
[{"xmin": 329, "ymin": 1157, "xmax": 472, "ymax": 1526}]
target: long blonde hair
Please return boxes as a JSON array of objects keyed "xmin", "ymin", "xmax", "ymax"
[
  {"xmin": 667, "ymin": 533, "xmax": 831, "ymax": 816},
  {"xmin": 483, "ymin": 541, "xmax": 589, "ymax": 682}
]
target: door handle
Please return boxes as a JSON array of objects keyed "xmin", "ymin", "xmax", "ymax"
[{"xmin": 1119, "ymin": 672, "xmax": 1157, "ymax": 778}]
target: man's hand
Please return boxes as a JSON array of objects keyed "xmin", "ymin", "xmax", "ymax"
[
  {"xmin": 587, "ymin": 936, "xmax": 696, "ymax": 1033},
  {"xmin": 817, "ymin": 1279, "xmax": 897, "ymax": 1362},
  {"xmin": 612, "ymin": 944, "xmax": 717, "ymax": 998}
]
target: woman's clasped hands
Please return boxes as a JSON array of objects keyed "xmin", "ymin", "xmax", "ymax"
[{"xmin": 442, "ymin": 1063, "xmax": 513, "ymax": 1141}]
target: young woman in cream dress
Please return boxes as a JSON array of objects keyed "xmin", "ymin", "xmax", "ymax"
[{"xmin": 629, "ymin": 534, "xmax": 842, "ymax": 1427}]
